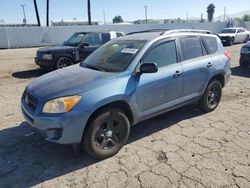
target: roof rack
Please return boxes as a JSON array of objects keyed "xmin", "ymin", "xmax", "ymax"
[
  {"xmin": 161, "ymin": 29, "xmax": 212, "ymax": 35},
  {"xmin": 126, "ymin": 29, "xmax": 169, "ymax": 35}
]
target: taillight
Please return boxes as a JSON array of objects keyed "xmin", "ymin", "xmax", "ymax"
[{"xmin": 224, "ymin": 51, "xmax": 231, "ymax": 60}]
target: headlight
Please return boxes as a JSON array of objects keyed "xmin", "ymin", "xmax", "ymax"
[
  {"xmin": 42, "ymin": 54, "xmax": 53, "ymax": 60},
  {"xmin": 43, "ymin": 96, "xmax": 81, "ymax": 113}
]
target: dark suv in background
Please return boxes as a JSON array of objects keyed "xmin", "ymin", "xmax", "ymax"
[
  {"xmin": 240, "ymin": 41, "xmax": 250, "ymax": 68},
  {"xmin": 35, "ymin": 31, "xmax": 124, "ymax": 70}
]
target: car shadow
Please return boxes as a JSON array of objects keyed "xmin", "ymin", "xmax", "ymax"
[
  {"xmin": 231, "ymin": 66, "xmax": 250, "ymax": 78},
  {"xmin": 12, "ymin": 69, "xmax": 49, "ymax": 79},
  {"xmin": 0, "ymin": 105, "xmax": 202, "ymax": 187}
]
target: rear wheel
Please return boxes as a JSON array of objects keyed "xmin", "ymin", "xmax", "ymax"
[
  {"xmin": 55, "ymin": 57, "xmax": 73, "ymax": 70},
  {"xmin": 199, "ymin": 80, "xmax": 222, "ymax": 113},
  {"xmin": 83, "ymin": 108, "xmax": 130, "ymax": 159}
]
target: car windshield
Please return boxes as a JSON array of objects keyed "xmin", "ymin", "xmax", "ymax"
[
  {"xmin": 80, "ymin": 40, "xmax": 146, "ymax": 72},
  {"xmin": 64, "ymin": 33, "xmax": 85, "ymax": 46},
  {"xmin": 221, "ymin": 29, "xmax": 236, "ymax": 33}
]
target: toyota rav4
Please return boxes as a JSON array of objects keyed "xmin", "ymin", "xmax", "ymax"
[{"xmin": 21, "ymin": 29, "xmax": 231, "ymax": 159}]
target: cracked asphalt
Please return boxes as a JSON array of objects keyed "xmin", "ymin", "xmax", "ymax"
[{"xmin": 0, "ymin": 44, "xmax": 249, "ymax": 188}]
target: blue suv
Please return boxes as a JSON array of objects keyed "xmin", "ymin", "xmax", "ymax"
[{"xmin": 21, "ymin": 30, "xmax": 231, "ymax": 159}]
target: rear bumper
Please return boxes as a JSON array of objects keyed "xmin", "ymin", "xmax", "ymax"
[
  {"xmin": 21, "ymin": 96, "xmax": 91, "ymax": 144},
  {"xmin": 35, "ymin": 57, "xmax": 54, "ymax": 70}
]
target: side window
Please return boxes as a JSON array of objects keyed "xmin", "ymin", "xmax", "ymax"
[
  {"xmin": 201, "ymin": 36, "xmax": 218, "ymax": 54},
  {"xmin": 179, "ymin": 37, "xmax": 203, "ymax": 60},
  {"xmin": 239, "ymin": 29, "xmax": 245, "ymax": 33},
  {"xmin": 142, "ymin": 40, "xmax": 177, "ymax": 68},
  {"xmin": 82, "ymin": 33, "xmax": 101, "ymax": 46},
  {"xmin": 116, "ymin": 32, "xmax": 123, "ymax": 37},
  {"xmin": 101, "ymin": 33, "xmax": 111, "ymax": 44}
]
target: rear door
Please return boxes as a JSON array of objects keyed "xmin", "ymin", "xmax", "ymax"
[
  {"xmin": 178, "ymin": 36, "xmax": 214, "ymax": 102},
  {"xmin": 136, "ymin": 39, "xmax": 183, "ymax": 118}
]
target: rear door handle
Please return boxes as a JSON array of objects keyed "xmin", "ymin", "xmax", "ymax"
[
  {"xmin": 173, "ymin": 70, "xmax": 182, "ymax": 78},
  {"xmin": 207, "ymin": 62, "xmax": 213, "ymax": 68}
]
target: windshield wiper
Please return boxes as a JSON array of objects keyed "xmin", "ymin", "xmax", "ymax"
[{"xmin": 81, "ymin": 63, "xmax": 106, "ymax": 72}]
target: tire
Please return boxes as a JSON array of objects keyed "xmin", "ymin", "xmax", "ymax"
[
  {"xmin": 83, "ymin": 108, "xmax": 130, "ymax": 159},
  {"xmin": 199, "ymin": 80, "xmax": 222, "ymax": 113},
  {"xmin": 228, "ymin": 37, "xmax": 234, "ymax": 46},
  {"xmin": 240, "ymin": 56, "xmax": 249, "ymax": 68},
  {"xmin": 55, "ymin": 57, "xmax": 73, "ymax": 70},
  {"xmin": 244, "ymin": 35, "xmax": 249, "ymax": 43}
]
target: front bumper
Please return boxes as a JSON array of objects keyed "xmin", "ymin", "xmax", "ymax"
[
  {"xmin": 35, "ymin": 57, "xmax": 54, "ymax": 70},
  {"xmin": 21, "ymin": 92, "xmax": 91, "ymax": 144}
]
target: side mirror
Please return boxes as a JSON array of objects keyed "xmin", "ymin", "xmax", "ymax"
[
  {"xmin": 80, "ymin": 42, "xmax": 89, "ymax": 47},
  {"xmin": 139, "ymin": 63, "xmax": 158, "ymax": 73}
]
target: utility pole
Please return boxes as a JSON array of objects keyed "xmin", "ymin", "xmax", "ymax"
[
  {"xmin": 103, "ymin": 10, "xmax": 106, "ymax": 25},
  {"xmin": 46, "ymin": 0, "xmax": 49, "ymax": 26},
  {"xmin": 224, "ymin": 7, "xmax": 226, "ymax": 22},
  {"xmin": 33, "ymin": 0, "xmax": 41, "ymax": 26},
  {"xmin": 186, "ymin": 11, "xmax": 188, "ymax": 23},
  {"xmin": 87, "ymin": 0, "xmax": 91, "ymax": 25},
  {"xmin": 20, "ymin": 4, "xmax": 27, "ymax": 25},
  {"xmin": 144, "ymin": 6, "xmax": 148, "ymax": 24}
]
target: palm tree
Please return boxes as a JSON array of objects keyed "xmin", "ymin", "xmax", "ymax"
[
  {"xmin": 46, "ymin": 0, "xmax": 49, "ymax": 26},
  {"xmin": 87, "ymin": 0, "xmax": 91, "ymax": 25},
  {"xmin": 207, "ymin": 3, "xmax": 215, "ymax": 22},
  {"xmin": 33, "ymin": 0, "xmax": 41, "ymax": 26}
]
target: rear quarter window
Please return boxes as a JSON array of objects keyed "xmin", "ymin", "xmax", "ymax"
[
  {"xmin": 201, "ymin": 36, "xmax": 218, "ymax": 55},
  {"xmin": 101, "ymin": 33, "xmax": 111, "ymax": 44}
]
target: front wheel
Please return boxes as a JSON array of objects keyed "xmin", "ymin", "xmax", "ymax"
[
  {"xmin": 199, "ymin": 80, "xmax": 222, "ymax": 113},
  {"xmin": 244, "ymin": 35, "xmax": 249, "ymax": 43},
  {"xmin": 83, "ymin": 108, "xmax": 130, "ymax": 159},
  {"xmin": 55, "ymin": 57, "xmax": 73, "ymax": 70},
  {"xmin": 240, "ymin": 56, "xmax": 249, "ymax": 68},
  {"xmin": 228, "ymin": 37, "xmax": 234, "ymax": 46}
]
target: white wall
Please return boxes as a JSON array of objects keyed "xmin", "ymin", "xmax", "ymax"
[{"xmin": 0, "ymin": 22, "xmax": 228, "ymax": 49}]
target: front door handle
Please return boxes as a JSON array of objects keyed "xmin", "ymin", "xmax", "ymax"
[
  {"xmin": 207, "ymin": 62, "xmax": 213, "ymax": 68},
  {"xmin": 173, "ymin": 70, "xmax": 182, "ymax": 78}
]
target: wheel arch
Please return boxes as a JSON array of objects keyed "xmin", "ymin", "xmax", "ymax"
[
  {"xmin": 208, "ymin": 73, "xmax": 225, "ymax": 88},
  {"xmin": 85, "ymin": 100, "xmax": 135, "ymax": 128}
]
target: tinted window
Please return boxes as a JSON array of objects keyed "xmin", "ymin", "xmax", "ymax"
[
  {"xmin": 179, "ymin": 37, "xmax": 203, "ymax": 60},
  {"xmin": 64, "ymin": 33, "xmax": 85, "ymax": 46},
  {"xmin": 82, "ymin": 33, "xmax": 100, "ymax": 46},
  {"xmin": 143, "ymin": 40, "xmax": 177, "ymax": 68},
  {"xmin": 201, "ymin": 36, "xmax": 218, "ymax": 54},
  {"xmin": 101, "ymin": 33, "xmax": 111, "ymax": 44},
  {"xmin": 221, "ymin": 29, "xmax": 236, "ymax": 33},
  {"xmin": 238, "ymin": 29, "xmax": 245, "ymax": 33}
]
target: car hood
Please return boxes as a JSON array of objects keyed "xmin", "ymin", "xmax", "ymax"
[
  {"xmin": 218, "ymin": 33, "xmax": 236, "ymax": 37},
  {"xmin": 37, "ymin": 45, "xmax": 78, "ymax": 53},
  {"xmin": 27, "ymin": 65, "xmax": 117, "ymax": 100}
]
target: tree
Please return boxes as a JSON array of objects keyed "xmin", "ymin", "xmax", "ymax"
[
  {"xmin": 33, "ymin": 0, "xmax": 41, "ymax": 26},
  {"xmin": 243, "ymin": 14, "xmax": 250, "ymax": 21},
  {"xmin": 46, "ymin": 0, "xmax": 49, "ymax": 26},
  {"xmin": 113, "ymin": 15, "xmax": 123, "ymax": 23},
  {"xmin": 87, "ymin": 0, "xmax": 91, "ymax": 25},
  {"xmin": 207, "ymin": 3, "xmax": 215, "ymax": 22}
]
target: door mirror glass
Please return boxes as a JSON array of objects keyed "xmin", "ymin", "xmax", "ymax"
[{"xmin": 140, "ymin": 63, "xmax": 158, "ymax": 73}]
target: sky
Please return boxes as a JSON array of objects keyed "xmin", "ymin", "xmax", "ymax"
[{"xmin": 0, "ymin": 0, "xmax": 249, "ymax": 25}]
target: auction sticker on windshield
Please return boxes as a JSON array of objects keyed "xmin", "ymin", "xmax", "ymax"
[{"xmin": 121, "ymin": 48, "xmax": 138, "ymax": 54}]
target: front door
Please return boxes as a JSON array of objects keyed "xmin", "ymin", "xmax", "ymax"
[
  {"xmin": 136, "ymin": 40, "xmax": 183, "ymax": 119},
  {"xmin": 79, "ymin": 33, "xmax": 101, "ymax": 61}
]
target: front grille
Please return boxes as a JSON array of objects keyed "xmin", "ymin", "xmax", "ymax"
[
  {"xmin": 220, "ymin": 36, "xmax": 229, "ymax": 40},
  {"xmin": 23, "ymin": 91, "xmax": 39, "ymax": 111}
]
